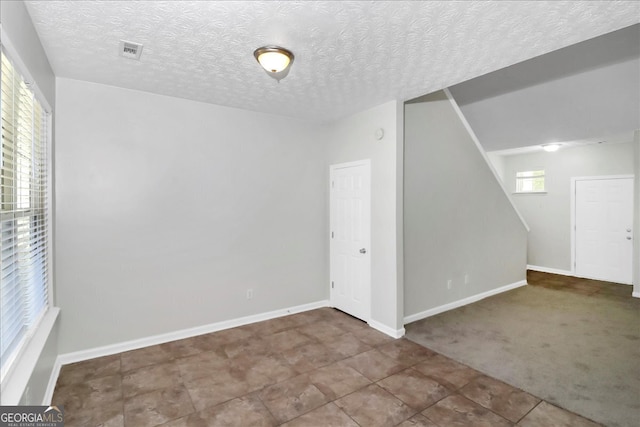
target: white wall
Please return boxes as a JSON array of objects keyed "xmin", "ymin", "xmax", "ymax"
[
  {"xmin": 324, "ymin": 101, "xmax": 404, "ymax": 334},
  {"xmin": 1, "ymin": 0, "xmax": 58, "ymax": 405},
  {"xmin": 55, "ymin": 78, "xmax": 327, "ymax": 353},
  {"xmin": 503, "ymin": 141, "xmax": 636, "ymax": 272},
  {"xmin": 404, "ymin": 91, "xmax": 528, "ymax": 319}
]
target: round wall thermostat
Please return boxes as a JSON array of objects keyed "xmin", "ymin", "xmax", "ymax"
[{"xmin": 375, "ymin": 128, "xmax": 384, "ymax": 140}]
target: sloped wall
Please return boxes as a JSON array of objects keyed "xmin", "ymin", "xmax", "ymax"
[{"xmin": 404, "ymin": 91, "xmax": 528, "ymax": 319}]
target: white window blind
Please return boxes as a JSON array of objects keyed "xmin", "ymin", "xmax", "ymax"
[{"xmin": 0, "ymin": 50, "xmax": 50, "ymax": 382}]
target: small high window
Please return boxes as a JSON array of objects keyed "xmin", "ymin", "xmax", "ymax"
[{"xmin": 515, "ymin": 170, "xmax": 545, "ymax": 193}]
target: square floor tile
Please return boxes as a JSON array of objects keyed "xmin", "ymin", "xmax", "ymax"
[
  {"xmin": 377, "ymin": 339, "xmax": 435, "ymax": 367},
  {"xmin": 413, "ymin": 354, "xmax": 481, "ymax": 389},
  {"xmin": 223, "ymin": 335, "xmax": 272, "ymax": 359},
  {"xmin": 328, "ymin": 332, "xmax": 372, "ymax": 358},
  {"xmin": 280, "ymin": 402, "xmax": 359, "ymax": 427},
  {"xmin": 422, "ymin": 394, "xmax": 512, "ymax": 427},
  {"xmin": 352, "ymin": 327, "xmax": 396, "ymax": 347},
  {"xmin": 517, "ymin": 401, "xmax": 601, "ymax": 427},
  {"xmin": 183, "ymin": 394, "xmax": 276, "ymax": 427},
  {"xmin": 56, "ymin": 354, "xmax": 121, "ymax": 387},
  {"xmin": 121, "ymin": 344, "xmax": 173, "ymax": 372},
  {"xmin": 53, "ymin": 374, "xmax": 122, "ymax": 412},
  {"xmin": 335, "ymin": 384, "xmax": 416, "ymax": 427},
  {"xmin": 268, "ymin": 329, "xmax": 314, "ymax": 353},
  {"xmin": 397, "ymin": 414, "xmax": 439, "ymax": 427},
  {"xmin": 306, "ymin": 362, "xmax": 371, "ymax": 400},
  {"xmin": 460, "ymin": 375, "xmax": 540, "ymax": 422},
  {"xmin": 122, "ymin": 361, "xmax": 182, "ymax": 398},
  {"xmin": 281, "ymin": 341, "xmax": 342, "ymax": 373},
  {"xmin": 64, "ymin": 399, "xmax": 124, "ymax": 427},
  {"xmin": 296, "ymin": 321, "xmax": 348, "ymax": 342},
  {"xmin": 124, "ymin": 385, "xmax": 194, "ymax": 427},
  {"xmin": 175, "ymin": 351, "xmax": 230, "ymax": 382},
  {"xmin": 159, "ymin": 336, "xmax": 209, "ymax": 360},
  {"xmin": 378, "ymin": 368, "xmax": 450, "ymax": 410},
  {"xmin": 342, "ymin": 349, "xmax": 405, "ymax": 381},
  {"xmin": 258, "ymin": 375, "xmax": 329, "ymax": 423},
  {"xmin": 184, "ymin": 371, "xmax": 251, "ymax": 411},
  {"xmin": 229, "ymin": 353, "xmax": 298, "ymax": 391}
]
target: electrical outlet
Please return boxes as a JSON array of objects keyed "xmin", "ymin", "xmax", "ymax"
[
  {"xmin": 246, "ymin": 289, "xmax": 253, "ymax": 300},
  {"xmin": 447, "ymin": 279, "xmax": 452, "ymax": 290}
]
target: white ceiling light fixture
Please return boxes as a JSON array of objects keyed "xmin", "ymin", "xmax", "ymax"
[
  {"xmin": 253, "ymin": 46, "xmax": 294, "ymax": 82},
  {"xmin": 542, "ymin": 143, "xmax": 562, "ymax": 152}
]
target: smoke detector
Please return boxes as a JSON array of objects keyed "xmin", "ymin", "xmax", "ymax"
[{"xmin": 119, "ymin": 40, "xmax": 143, "ymax": 60}]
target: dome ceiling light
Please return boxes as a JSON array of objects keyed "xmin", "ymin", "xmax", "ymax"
[{"xmin": 253, "ymin": 46, "xmax": 295, "ymax": 82}]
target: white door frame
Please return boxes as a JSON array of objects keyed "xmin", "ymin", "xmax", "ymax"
[
  {"xmin": 570, "ymin": 174, "xmax": 634, "ymax": 278},
  {"xmin": 329, "ymin": 159, "xmax": 371, "ymax": 322}
]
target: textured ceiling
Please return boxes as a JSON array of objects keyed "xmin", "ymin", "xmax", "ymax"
[{"xmin": 24, "ymin": 0, "xmax": 640, "ymax": 123}]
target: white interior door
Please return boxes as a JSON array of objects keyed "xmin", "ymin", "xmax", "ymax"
[
  {"xmin": 330, "ymin": 160, "xmax": 371, "ymax": 322},
  {"xmin": 575, "ymin": 177, "xmax": 634, "ymax": 284}
]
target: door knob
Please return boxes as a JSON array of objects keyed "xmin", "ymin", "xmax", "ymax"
[
  {"xmin": 627, "ymin": 236, "xmax": 632, "ymax": 240},
  {"xmin": 359, "ymin": 248, "xmax": 367, "ymax": 254}
]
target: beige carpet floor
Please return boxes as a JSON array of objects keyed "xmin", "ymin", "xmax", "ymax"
[{"xmin": 405, "ymin": 273, "xmax": 640, "ymax": 427}]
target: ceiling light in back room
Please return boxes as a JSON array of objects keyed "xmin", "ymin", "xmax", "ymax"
[
  {"xmin": 253, "ymin": 46, "xmax": 294, "ymax": 82},
  {"xmin": 542, "ymin": 143, "xmax": 561, "ymax": 152}
]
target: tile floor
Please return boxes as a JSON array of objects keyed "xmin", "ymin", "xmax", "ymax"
[{"xmin": 53, "ymin": 304, "xmax": 603, "ymax": 426}]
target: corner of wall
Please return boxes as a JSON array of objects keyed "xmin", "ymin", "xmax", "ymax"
[
  {"xmin": 633, "ymin": 130, "xmax": 640, "ymax": 295},
  {"xmin": 395, "ymin": 100, "xmax": 405, "ymax": 330}
]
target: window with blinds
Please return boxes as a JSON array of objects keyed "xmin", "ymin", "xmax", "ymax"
[{"xmin": 0, "ymin": 50, "xmax": 50, "ymax": 382}]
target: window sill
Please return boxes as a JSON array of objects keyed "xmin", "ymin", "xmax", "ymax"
[
  {"xmin": 0, "ymin": 307, "xmax": 60, "ymax": 405},
  {"xmin": 513, "ymin": 191, "xmax": 547, "ymax": 195}
]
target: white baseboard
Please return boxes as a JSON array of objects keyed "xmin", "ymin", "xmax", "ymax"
[
  {"xmin": 527, "ymin": 264, "xmax": 573, "ymax": 276},
  {"xmin": 368, "ymin": 320, "xmax": 405, "ymax": 339},
  {"xmin": 44, "ymin": 300, "xmax": 330, "ymax": 404},
  {"xmin": 632, "ymin": 292, "xmax": 640, "ymax": 299},
  {"xmin": 403, "ymin": 280, "xmax": 527, "ymax": 324}
]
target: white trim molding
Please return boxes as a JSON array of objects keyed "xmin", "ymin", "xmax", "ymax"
[
  {"xmin": 403, "ymin": 280, "xmax": 527, "ymax": 324},
  {"xmin": 527, "ymin": 265, "xmax": 574, "ymax": 276},
  {"xmin": 632, "ymin": 292, "xmax": 640, "ymax": 299},
  {"xmin": 44, "ymin": 300, "xmax": 330, "ymax": 404},
  {"xmin": 368, "ymin": 320, "xmax": 405, "ymax": 339}
]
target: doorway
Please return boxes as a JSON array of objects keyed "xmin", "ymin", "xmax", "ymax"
[
  {"xmin": 573, "ymin": 176, "xmax": 634, "ymax": 284},
  {"xmin": 329, "ymin": 160, "xmax": 371, "ymax": 321}
]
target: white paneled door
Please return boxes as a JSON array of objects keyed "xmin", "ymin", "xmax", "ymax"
[
  {"xmin": 330, "ymin": 160, "xmax": 371, "ymax": 322},
  {"xmin": 575, "ymin": 177, "xmax": 634, "ymax": 284}
]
